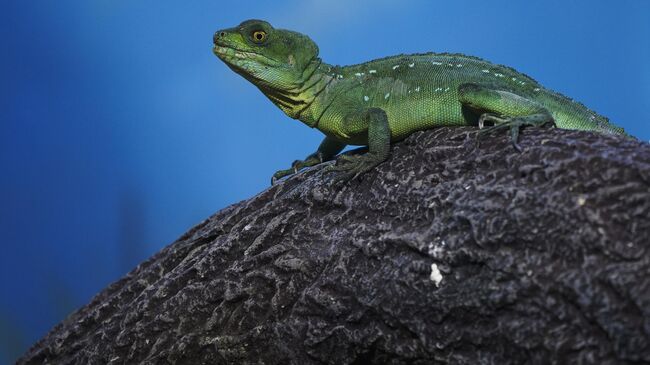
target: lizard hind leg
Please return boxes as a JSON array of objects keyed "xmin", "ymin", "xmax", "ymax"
[{"xmin": 458, "ymin": 83, "xmax": 555, "ymax": 151}]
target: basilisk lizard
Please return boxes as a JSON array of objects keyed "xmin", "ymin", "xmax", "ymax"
[{"xmin": 212, "ymin": 20, "xmax": 626, "ymax": 183}]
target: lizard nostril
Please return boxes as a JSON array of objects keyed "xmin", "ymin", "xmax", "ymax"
[{"xmin": 214, "ymin": 31, "xmax": 227, "ymax": 44}]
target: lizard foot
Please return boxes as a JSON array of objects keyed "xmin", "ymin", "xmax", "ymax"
[
  {"xmin": 477, "ymin": 113, "xmax": 555, "ymax": 151},
  {"xmin": 324, "ymin": 152, "xmax": 384, "ymax": 184},
  {"xmin": 271, "ymin": 153, "xmax": 324, "ymax": 185}
]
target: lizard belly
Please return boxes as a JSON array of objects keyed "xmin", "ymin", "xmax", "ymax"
[
  {"xmin": 385, "ymin": 95, "xmax": 467, "ymax": 141},
  {"xmin": 315, "ymin": 85, "xmax": 469, "ymax": 145}
]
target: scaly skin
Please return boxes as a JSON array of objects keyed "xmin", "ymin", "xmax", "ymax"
[{"xmin": 213, "ymin": 19, "xmax": 626, "ymax": 184}]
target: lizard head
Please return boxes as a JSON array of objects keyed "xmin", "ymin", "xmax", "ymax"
[{"xmin": 213, "ymin": 20, "xmax": 319, "ymax": 92}]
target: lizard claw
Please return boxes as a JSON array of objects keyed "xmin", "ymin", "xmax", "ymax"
[
  {"xmin": 478, "ymin": 113, "xmax": 507, "ymax": 130},
  {"xmin": 477, "ymin": 113, "xmax": 554, "ymax": 151},
  {"xmin": 271, "ymin": 167, "xmax": 294, "ymax": 185},
  {"xmin": 335, "ymin": 154, "xmax": 357, "ymax": 165},
  {"xmin": 324, "ymin": 153, "xmax": 383, "ymax": 184},
  {"xmin": 271, "ymin": 152, "xmax": 330, "ymax": 185}
]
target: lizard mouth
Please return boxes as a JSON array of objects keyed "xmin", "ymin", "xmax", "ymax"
[{"xmin": 212, "ymin": 44, "xmax": 280, "ymax": 68}]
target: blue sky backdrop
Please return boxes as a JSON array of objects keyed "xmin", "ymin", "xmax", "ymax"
[{"xmin": 1, "ymin": 0, "xmax": 649, "ymax": 361}]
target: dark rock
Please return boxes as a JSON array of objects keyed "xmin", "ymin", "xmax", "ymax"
[{"xmin": 18, "ymin": 127, "xmax": 650, "ymax": 364}]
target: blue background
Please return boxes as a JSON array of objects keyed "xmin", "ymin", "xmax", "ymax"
[{"xmin": 1, "ymin": 1, "xmax": 648, "ymax": 362}]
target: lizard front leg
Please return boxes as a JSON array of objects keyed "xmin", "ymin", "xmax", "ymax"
[
  {"xmin": 458, "ymin": 83, "xmax": 555, "ymax": 151},
  {"xmin": 325, "ymin": 107, "xmax": 391, "ymax": 183},
  {"xmin": 271, "ymin": 137, "xmax": 346, "ymax": 185}
]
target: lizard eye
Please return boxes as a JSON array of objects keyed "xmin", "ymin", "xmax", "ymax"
[{"xmin": 252, "ymin": 30, "xmax": 267, "ymax": 43}]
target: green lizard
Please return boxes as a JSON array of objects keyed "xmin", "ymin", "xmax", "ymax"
[{"xmin": 212, "ymin": 19, "xmax": 626, "ymax": 184}]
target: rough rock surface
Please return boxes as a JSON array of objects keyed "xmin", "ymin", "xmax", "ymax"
[{"xmin": 19, "ymin": 127, "xmax": 650, "ymax": 364}]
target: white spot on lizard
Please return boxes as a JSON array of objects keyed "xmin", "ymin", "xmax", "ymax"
[
  {"xmin": 456, "ymin": 63, "xmax": 463, "ymax": 67},
  {"xmin": 481, "ymin": 69, "xmax": 490, "ymax": 73},
  {"xmin": 534, "ymin": 87, "xmax": 541, "ymax": 92},
  {"xmin": 432, "ymin": 61, "xmax": 443, "ymax": 65},
  {"xmin": 408, "ymin": 62, "xmax": 415, "ymax": 68},
  {"xmin": 415, "ymin": 86, "xmax": 420, "ymax": 92},
  {"xmin": 430, "ymin": 263, "xmax": 443, "ymax": 287},
  {"xmin": 392, "ymin": 65, "xmax": 400, "ymax": 70},
  {"xmin": 355, "ymin": 72, "xmax": 364, "ymax": 77},
  {"xmin": 384, "ymin": 93, "xmax": 390, "ymax": 99},
  {"xmin": 494, "ymin": 73, "xmax": 505, "ymax": 77},
  {"xmin": 364, "ymin": 95, "xmax": 370, "ymax": 102},
  {"xmin": 368, "ymin": 69, "xmax": 377, "ymax": 74}
]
